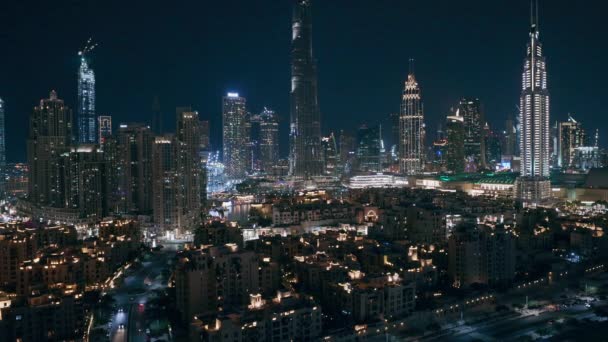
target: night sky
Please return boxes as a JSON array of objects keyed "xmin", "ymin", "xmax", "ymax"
[{"xmin": 0, "ymin": 0, "xmax": 606, "ymax": 162}]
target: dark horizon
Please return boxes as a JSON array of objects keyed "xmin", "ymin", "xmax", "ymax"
[{"xmin": 0, "ymin": 0, "xmax": 606, "ymax": 162}]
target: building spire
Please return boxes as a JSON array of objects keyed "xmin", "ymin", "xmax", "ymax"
[
  {"xmin": 408, "ymin": 58, "xmax": 415, "ymax": 76},
  {"xmin": 530, "ymin": 0, "xmax": 539, "ymax": 30}
]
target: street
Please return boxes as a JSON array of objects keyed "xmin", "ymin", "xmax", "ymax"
[{"xmin": 96, "ymin": 246, "xmax": 176, "ymax": 342}]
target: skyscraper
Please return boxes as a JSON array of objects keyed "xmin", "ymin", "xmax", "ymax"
[
  {"xmin": 77, "ymin": 51, "xmax": 96, "ymax": 144},
  {"xmin": 356, "ymin": 124, "xmax": 383, "ymax": 173},
  {"xmin": 459, "ymin": 98, "xmax": 484, "ymax": 170},
  {"xmin": 152, "ymin": 96, "xmax": 163, "ymax": 135},
  {"xmin": 98, "ymin": 115, "xmax": 112, "ymax": 145},
  {"xmin": 0, "ymin": 98, "xmax": 5, "ymax": 168},
  {"xmin": 446, "ymin": 111, "xmax": 465, "ymax": 173},
  {"xmin": 321, "ymin": 133, "xmax": 339, "ymax": 176},
  {"xmin": 152, "ymin": 135, "xmax": 180, "ymax": 229},
  {"xmin": 289, "ymin": 0, "xmax": 323, "ymax": 178},
  {"xmin": 116, "ymin": 124, "xmax": 154, "ymax": 214},
  {"xmin": 517, "ymin": 1, "xmax": 551, "ymax": 204},
  {"xmin": 259, "ymin": 108, "xmax": 279, "ymax": 172},
  {"xmin": 176, "ymin": 107, "xmax": 202, "ymax": 228},
  {"xmin": 222, "ymin": 93, "xmax": 249, "ymax": 180},
  {"xmin": 558, "ymin": 114, "xmax": 586, "ymax": 169},
  {"xmin": 399, "ymin": 60, "xmax": 425, "ymax": 175},
  {"xmin": 27, "ymin": 91, "xmax": 73, "ymax": 207}
]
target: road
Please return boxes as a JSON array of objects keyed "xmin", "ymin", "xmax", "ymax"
[{"xmin": 105, "ymin": 247, "xmax": 175, "ymax": 342}]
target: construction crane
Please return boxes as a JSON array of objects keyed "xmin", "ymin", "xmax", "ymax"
[{"xmin": 78, "ymin": 37, "xmax": 98, "ymax": 57}]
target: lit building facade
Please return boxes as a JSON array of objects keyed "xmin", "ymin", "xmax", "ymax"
[
  {"xmin": 176, "ymin": 107, "xmax": 202, "ymax": 228},
  {"xmin": 356, "ymin": 124, "xmax": 383, "ymax": 173},
  {"xmin": 399, "ymin": 61, "xmax": 425, "ymax": 175},
  {"xmin": 517, "ymin": 2, "xmax": 551, "ymax": 204},
  {"xmin": 459, "ymin": 98, "xmax": 484, "ymax": 170},
  {"xmin": 222, "ymin": 93, "xmax": 249, "ymax": 180},
  {"xmin": 558, "ymin": 115, "xmax": 586, "ymax": 169},
  {"xmin": 289, "ymin": 0, "xmax": 323, "ymax": 178},
  {"xmin": 77, "ymin": 53, "xmax": 96, "ymax": 143},
  {"xmin": 259, "ymin": 108, "xmax": 279, "ymax": 172},
  {"xmin": 152, "ymin": 135, "xmax": 180, "ymax": 229},
  {"xmin": 27, "ymin": 91, "xmax": 73, "ymax": 207},
  {"xmin": 98, "ymin": 115, "xmax": 112, "ymax": 145},
  {"xmin": 322, "ymin": 132, "xmax": 339, "ymax": 177},
  {"xmin": 446, "ymin": 112, "xmax": 465, "ymax": 173}
]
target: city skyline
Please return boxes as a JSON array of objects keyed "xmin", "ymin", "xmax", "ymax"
[{"xmin": 0, "ymin": 0, "xmax": 605, "ymax": 163}]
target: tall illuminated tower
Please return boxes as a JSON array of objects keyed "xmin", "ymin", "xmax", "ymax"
[
  {"xmin": 399, "ymin": 59, "xmax": 425, "ymax": 175},
  {"xmin": 77, "ymin": 46, "xmax": 96, "ymax": 144},
  {"xmin": 289, "ymin": 0, "xmax": 323, "ymax": 178},
  {"xmin": 517, "ymin": 1, "xmax": 551, "ymax": 204},
  {"xmin": 222, "ymin": 93, "xmax": 249, "ymax": 180}
]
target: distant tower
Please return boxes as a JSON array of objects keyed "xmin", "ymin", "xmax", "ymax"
[
  {"xmin": 356, "ymin": 124, "xmax": 383, "ymax": 173},
  {"xmin": 77, "ymin": 41, "xmax": 97, "ymax": 143},
  {"xmin": 0, "ymin": 98, "xmax": 5, "ymax": 168},
  {"xmin": 222, "ymin": 93, "xmax": 249, "ymax": 180},
  {"xmin": 517, "ymin": 1, "xmax": 551, "ymax": 205},
  {"xmin": 446, "ymin": 110, "xmax": 465, "ymax": 173},
  {"xmin": 399, "ymin": 59, "xmax": 425, "ymax": 175},
  {"xmin": 459, "ymin": 98, "xmax": 484, "ymax": 170},
  {"xmin": 289, "ymin": 0, "xmax": 323, "ymax": 178},
  {"xmin": 176, "ymin": 107, "xmax": 202, "ymax": 228},
  {"xmin": 259, "ymin": 108, "xmax": 280, "ymax": 172},
  {"xmin": 557, "ymin": 114, "xmax": 586, "ymax": 169},
  {"xmin": 98, "ymin": 115, "xmax": 112, "ymax": 145}
]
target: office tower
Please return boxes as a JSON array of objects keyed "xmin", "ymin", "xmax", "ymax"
[
  {"xmin": 152, "ymin": 96, "xmax": 163, "ymax": 134},
  {"xmin": 459, "ymin": 98, "xmax": 484, "ymax": 169},
  {"xmin": 399, "ymin": 60, "xmax": 425, "ymax": 175},
  {"xmin": 152, "ymin": 135, "xmax": 180, "ymax": 229},
  {"xmin": 289, "ymin": 0, "xmax": 323, "ymax": 178},
  {"xmin": 176, "ymin": 107, "xmax": 202, "ymax": 227},
  {"xmin": 356, "ymin": 124, "xmax": 382, "ymax": 173},
  {"xmin": 259, "ymin": 108, "xmax": 279, "ymax": 172},
  {"xmin": 27, "ymin": 91, "xmax": 73, "ymax": 207},
  {"xmin": 558, "ymin": 114, "xmax": 586, "ymax": 169},
  {"xmin": 517, "ymin": 2, "xmax": 551, "ymax": 204},
  {"xmin": 77, "ymin": 50, "xmax": 96, "ymax": 143},
  {"xmin": 116, "ymin": 124, "xmax": 154, "ymax": 214},
  {"xmin": 98, "ymin": 115, "xmax": 112, "ymax": 145},
  {"xmin": 322, "ymin": 132, "xmax": 339, "ymax": 176},
  {"xmin": 222, "ymin": 93, "xmax": 249, "ymax": 180},
  {"xmin": 446, "ymin": 111, "xmax": 465, "ymax": 173},
  {"xmin": 339, "ymin": 130, "xmax": 355, "ymax": 173},
  {"xmin": 0, "ymin": 98, "xmax": 5, "ymax": 168},
  {"xmin": 63, "ymin": 145, "xmax": 108, "ymax": 219}
]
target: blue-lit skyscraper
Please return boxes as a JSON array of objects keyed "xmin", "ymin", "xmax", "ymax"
[{"xmin": 77, "ymin": 51, "xmax": 96, "ymax": 143}]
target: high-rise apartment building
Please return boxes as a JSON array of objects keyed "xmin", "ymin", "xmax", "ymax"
[
  {"xmin": 399, "ymin": 60, "xmax": 425, "ymax": 175},
  {"xmin": 446, "ymin": 111, "xmax": 465, "ymax": 173},
  {"xmin": 517, "ymin": 2, "xmax": 551, "ymax": 204},
  {"xmin": 222, "ymin": 93, "xmax": 249, "ymax": 180},
  {"xmin": 176, "ymin": 107, "xmax": 202, "ymax": 228},
  {"xmin": 27, "ymin": 91, "xmax": 73, "ymax": 207},
  {"xmin": 459, "ymin": 98, "xmax": 484, "ymax": 169},
  {"xmin": 289, "ymin": 0, "xmax": 323, "ymax": 178},
  {"xmin": 259, "ymin": 108, "xmax": 279, "ymax": 172},
  {"xmin": 77, "ymin": 52, "xmax": 96, "ymax": 143},
  {"xmin": 116, "ymin": 124, "xmax": 154, "ymax": 214},
  {"xmin": 152, "ymin": 135, "xmax": 180, "ymax": 229},
  {"xmin": 98, "ymin": 115, "xmax": 112, "ymax": 145}
]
